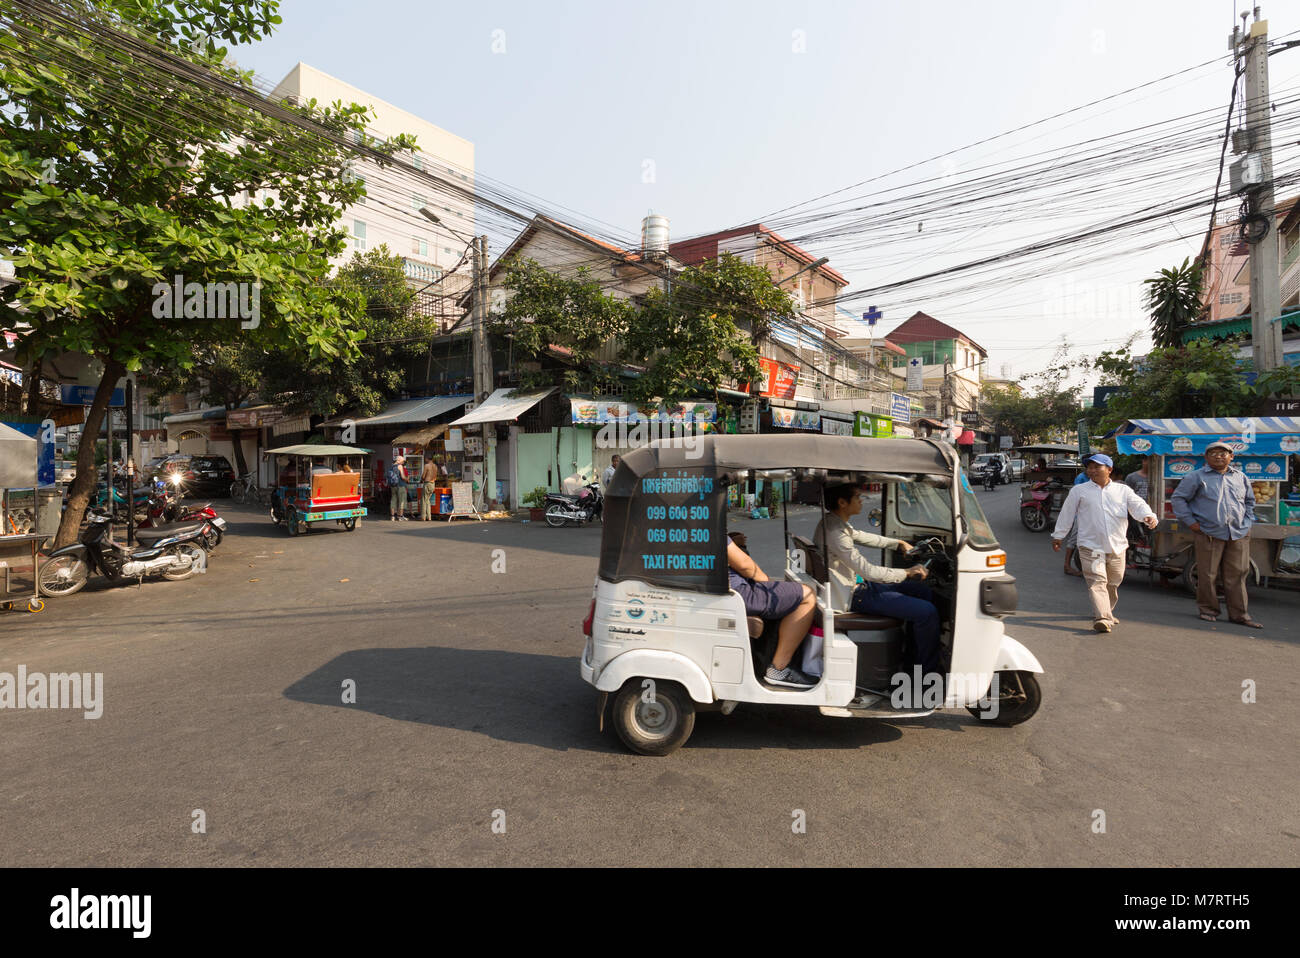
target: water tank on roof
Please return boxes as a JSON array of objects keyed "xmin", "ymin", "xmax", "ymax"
[{"xmin": 641, "ymin": 213, "xmax": 670, "ymax": 257}]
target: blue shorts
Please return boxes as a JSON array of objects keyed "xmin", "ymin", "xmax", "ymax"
[{"xmin": 730, "ymin": 574, "xmax": 805, "ymax": 619}]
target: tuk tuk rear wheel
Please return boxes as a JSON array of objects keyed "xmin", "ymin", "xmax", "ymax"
[
  {"xmin": 967, "ymin": 670, "xmax": 1041, "ymax": 726},
  {"xmin": 341, "ymin": 517, "xmax": 357, "ymax": 531},
  {"xmin": 611, "ymin": 680, "xmax": 695, "ymax": 756}
]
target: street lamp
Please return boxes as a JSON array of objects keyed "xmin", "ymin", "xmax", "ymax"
[
  {"xmin": 774, "ymin": 256, "xmax": 829, "ymax": 288},
  {"xmin": 418, "ymin": 205, "xmax": 474, "ymax": 246}
]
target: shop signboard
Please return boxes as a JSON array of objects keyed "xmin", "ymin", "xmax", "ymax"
[
  {"xmin": 1119, "ymin": 431, "xmax": 1300, "ymax": 456},
  {"xmin": 821, "ymin": 416, "xmax": 854, "ymax": 437},
  {"xmin": 770, "ymin": 407, "xmax": 820, "ymax": 430},
  {"xmin": 890, "ymin": 392, "xmax": 912, "ymax": 424},
  {"xmin": 853, "ymin": 412, "xmax": 893, "ymax": 438},
  {"xmin": 1163, "ymin": 455, "xmax": 1286, "ymax": 481},
  {"xmin": 568, "ymin": 399, "xmax": 718, "ymax": 426},
  {"xmin": 999, "ymin": 435, "xmax": 1013, "ymax": 449},
  {"xmin": 756, "ymin": 358, "xmax": 799, "ymax": 400},
  {"xmin": 905, "ymin": 358, "xmax": 924, "ymax": 392},
  {"xmin": 445, "ymin": 428, "xmax": 464, "ymax": 452},
  {"xmin": 227, "ymin": 407, "xmax": 285, "ymax": 429}
]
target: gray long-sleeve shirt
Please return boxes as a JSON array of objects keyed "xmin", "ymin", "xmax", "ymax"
[{"xmin": 1170, "ymin": 465, "xmax": 1255, "ymax": 541}]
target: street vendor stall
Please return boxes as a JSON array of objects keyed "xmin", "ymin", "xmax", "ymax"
[
  {"xmin": 1111, "ymin": 417, "xmax": 1300, "ymax": 587},
  {"xmin": 390, "ymin": 423, "xmax": 460, "ymax": 517},
  {"xmin": 1, "ymin": 422, "xmax": 48, "ymax": 612}
]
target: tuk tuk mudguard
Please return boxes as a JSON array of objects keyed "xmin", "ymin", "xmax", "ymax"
[
  {"xmin": 592, "ymin": 649, "xmax": 714, "ymax": 704},
  {"xmin": 992, "ymin": 635, "xmax": 1043, "ymax": 675}
]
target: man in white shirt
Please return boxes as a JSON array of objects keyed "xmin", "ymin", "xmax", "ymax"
[
  {"xmin": 1052, "ymin": 453, "xmax": 1157, "ymax": 633},
  {"xmin": 602, "ymin": 455, "xmax": 621, "ymax": 491},
  {"xmin": 814, "ymin": 484, "xmax": 940, "ymax": 677}
]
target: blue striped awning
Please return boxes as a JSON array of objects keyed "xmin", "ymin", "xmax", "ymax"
[{"xmin": 1112, "ymin": 417, "xmax": 1300, "ymax": 455}]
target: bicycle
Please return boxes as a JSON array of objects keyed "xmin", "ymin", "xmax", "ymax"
[{"xmin": 231, "ymin": 473, "xmax": 267, "ymax": 505}]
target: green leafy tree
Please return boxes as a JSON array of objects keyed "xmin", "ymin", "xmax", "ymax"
[
  {"xmin": 980, "ymin": 383, "xmax": 1082, "ymax": 445},
  {"xmin": 0, "ymin": 0, "xmax": 414, "ymax": 545},
  {"xmin": 1145, "ymin": 257, "xmax": 1205, "ymax": 349},
  {"xmin": 620, "ymin": 253, "xmax": 796, "ymax": 404},
  {"xmin": 1092, "ymin": 340, "xmax": 1254, "ymax": 433},
  {"xmin": 259, "ymin": 245, "xmax": 441, "ymax": 417},
  {"xmin": 488, "ymin": 257, "xmax": 634, "ymax": 395}
]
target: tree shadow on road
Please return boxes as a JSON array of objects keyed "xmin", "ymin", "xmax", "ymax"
[{"xmin": 282, "ymin": 646, "xmax": 971, "ymax": 753}]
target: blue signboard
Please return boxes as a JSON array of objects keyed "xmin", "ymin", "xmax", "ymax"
[
  {"xmin": 60, "ymin": 384, "xmax": 125, "ymax": 407},
  {"xmin": 890, "ymin": 392, "xmax": 912, "ymax": 424}
]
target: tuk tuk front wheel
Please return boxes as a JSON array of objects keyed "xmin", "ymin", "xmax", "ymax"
[
  {"xmin": 611, "ymin": 679, "xmax": 696, "ymax": 756},
  {"xmin": 966, "ymin": 670, "xmax": 1042, "ymax": 726}
]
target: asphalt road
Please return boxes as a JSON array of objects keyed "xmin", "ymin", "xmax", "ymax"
[{"xmin": 2, "ymin": 483, "xmax": 1297, "ymax": 866}]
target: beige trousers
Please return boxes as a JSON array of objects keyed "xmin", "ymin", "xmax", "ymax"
[
  {"xmin": 1077, "ymin": 546, "xmax": 1126, "ymax": 625},
  {"xmin": 1193, "ymin": 533, "xmax": 1250, "ymax": 619}
]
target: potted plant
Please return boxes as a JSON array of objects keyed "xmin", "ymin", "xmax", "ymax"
[{"xmin": 522, "ymin": 486, "xmax": 549, "ymax": 521}]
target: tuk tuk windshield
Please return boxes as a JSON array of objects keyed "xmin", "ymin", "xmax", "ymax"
[{"xmin": 895, "ymin": 476, "xmax": 998, "ymax": 549}]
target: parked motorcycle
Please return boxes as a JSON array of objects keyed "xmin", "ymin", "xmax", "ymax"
[
  {"xmin": 137, "ymin": 484, "xmax": 226, "ymax": 549},
  {"xmin": 544, "ymin": 482, "xmax": 604, "ymax": 527},
  {"xmin": 38, "ymin": 510, "xmax": 210, "ymax": 597},
  {"xmin": 1019, "ymin": 478, "xmax": 1064, "ymax": 532}
]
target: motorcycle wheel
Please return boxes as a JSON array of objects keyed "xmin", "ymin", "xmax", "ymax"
[
  {"xmin": 162, "ymin": 542, "xmax": 206, "ymax": 581},
  {"xmin": 38, "ymin": 555, "xmax": 90, "ymax": 597},
  {"xmin": 545, "ymin": 504, "xmax": 568, "ymax": 527},
  {"xmin": 1020, "ymin": 506, "xmax": 1048, "ymax": 532}
]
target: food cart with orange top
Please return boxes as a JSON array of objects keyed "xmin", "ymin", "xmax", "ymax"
[{"xmin": 265, "ymin": 444, "xmax": 370, "ymax": 536}]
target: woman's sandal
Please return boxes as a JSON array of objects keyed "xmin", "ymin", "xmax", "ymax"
[{"xmin": 1198, "ymin": 612, "xmax": 1218, "ymax": 622}]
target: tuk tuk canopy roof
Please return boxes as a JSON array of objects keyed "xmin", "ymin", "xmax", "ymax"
[
  {"xmin": 263, "ymin": 444, "xmax": 371, "ymax": 457},
  {"xmin": 1110, "ymin": 417, "xmax": 1300, "ymax": 456},
  {"xmin": 614, "ymin": 435, "xmax": 957, "ymax": 488},
  {"xmin": 1012, "ymin": 443, "xmax": 1079, "ymax": 455}
]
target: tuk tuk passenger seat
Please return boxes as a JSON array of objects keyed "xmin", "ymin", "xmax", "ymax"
[{"xmin": 790, "ymin": 537, "xmax": 901, "ymax": 632}]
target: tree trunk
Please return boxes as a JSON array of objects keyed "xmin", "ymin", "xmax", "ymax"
[
  {"xmin": 227, "ymin": 420, "xmax": 249, "ymax": 478},
  {"xmin": 54, "ymin": 359, "xmax": 125, "ymax": 548},
  {"xmin": 24, "ymin": 367, "xmax": 42, "ymax": 417}
]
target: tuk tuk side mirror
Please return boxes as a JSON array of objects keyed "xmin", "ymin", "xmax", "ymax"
[
  {"xmin": 955, "ymin": 512, "xmax": 969, "ymax": 549},
  {"xmin": 867, "ymin": 508, "xmax": 882, "ymax": 528}
]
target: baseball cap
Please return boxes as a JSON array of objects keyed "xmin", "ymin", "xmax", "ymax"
[
  {"xmin": 1083, "ymin": 453, "xmax": 1114, "ymax": 468},
  {"xmin": 1205, "ymin": 441, "xmax": 1233, "ymax": 453}
]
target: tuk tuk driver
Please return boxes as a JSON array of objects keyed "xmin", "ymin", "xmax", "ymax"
[
  {"xmin": 814, "ymin": 484, "xmax": 942, "ymax": 678},
  {"xmin": 726, "ymin": 532, "xmax": 819, "ymax": 689}
]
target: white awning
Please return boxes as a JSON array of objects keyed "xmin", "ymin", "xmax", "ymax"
[
  {"xmin": 320, "ymin": 395, "xmax": 471, "ymax": 428},
  {"xmin": 450, "ymin": 388, "xmax": 556, "ymax": 426},
  {"xmin": 162, "ymin": 406, "xmax": 225, "ymax": 426}
]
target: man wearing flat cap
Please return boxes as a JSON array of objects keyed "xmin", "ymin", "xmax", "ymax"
[
  {"xmin": 1052, "ymin": 453, "xmax": 1158, "ymax": 633},
  {"xmin": 1171, "ymin": 441, "xmax": 1260, "ymax": 627}
]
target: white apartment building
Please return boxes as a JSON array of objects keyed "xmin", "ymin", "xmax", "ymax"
[{"xmin": 268, "ymin": 63, "xmax": 476, "ymax": 325}]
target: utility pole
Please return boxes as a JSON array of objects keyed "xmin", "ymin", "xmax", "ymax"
[
  {"xmin": 1236, "ymin": 7, "xmax": 1284, "ymax": 370},
  {"xmin": 472, "ymin": 234, "xmax": 491, "ymax": 403}
]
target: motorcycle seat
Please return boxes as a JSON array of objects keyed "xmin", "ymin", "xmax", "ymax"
[{"xmin": 135, "ymin": 521, "xmax": 206, "ymax": 542}]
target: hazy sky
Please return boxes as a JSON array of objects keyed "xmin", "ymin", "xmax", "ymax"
[{"xmin": 234, "ymin": 0, "xmax": 1300, "ymax": 382}]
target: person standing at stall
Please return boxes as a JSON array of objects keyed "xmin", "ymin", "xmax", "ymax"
[
  {"xmin": 388, "ymin": 456, "xmax": 409, "ymax": 521},
  {"xmin": 1171, "ymin": 441, "xmax": 1261, "ymax": 628},
  {"xmin": 419, "ymin": 456, "xmax": 439, "ymax": 521},
  {"xmin": 1052, "ymin": 454, "xmax": 1158, "ymax": 633}
]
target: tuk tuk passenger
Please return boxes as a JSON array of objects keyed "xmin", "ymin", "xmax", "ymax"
[
  {"xmin": 726, "ymin": 532, "xmax": 818, "ymax": 689},
  {"xmin": 814, "ymin": 484, "xmax": 942, "ymax": 678}
]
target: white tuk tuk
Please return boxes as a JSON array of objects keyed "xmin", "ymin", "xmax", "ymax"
[{"xmin": 579, "ymin": 434, "xmax": 1044, "ymax": 755}]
